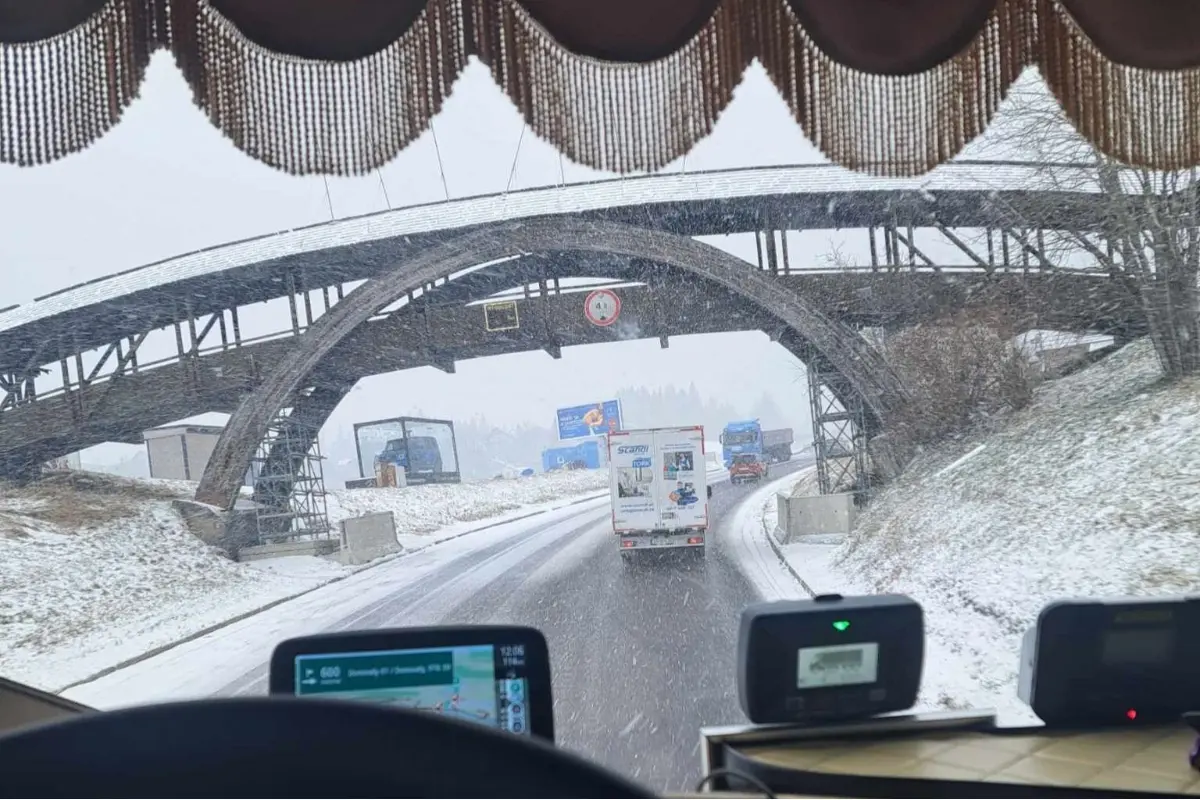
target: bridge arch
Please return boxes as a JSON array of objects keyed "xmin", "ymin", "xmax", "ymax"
[
  {"xmin": 195, "ymin": 217, "xmax": 910, "ymax": 509},
  {"xmin": 239, "ymin": 261, "xmax": 860, "ymax": 510}
]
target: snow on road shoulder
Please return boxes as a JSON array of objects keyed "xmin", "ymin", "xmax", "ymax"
[
  {"xmin": 0, "ymin": 469, "xmax": 608, "ymax": 694},
  {"xmin": 834, "ymin": 338, "xmax": 1200, "ymax": 719},
  {"xmin": 763, "ymin": 468, "xmax": 866, "ymax": 596},
  {"xmin": 759, "ymin": 470, "xmax": 1017, "ymax": 718},
  {"xmin": 724, "ymin": 471, "xmax": 811, "ymax": 601}
]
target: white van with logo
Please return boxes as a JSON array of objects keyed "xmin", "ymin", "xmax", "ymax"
[{"xmin": 608, "ymin": 426, "xmax": 710, "ymax": 562}]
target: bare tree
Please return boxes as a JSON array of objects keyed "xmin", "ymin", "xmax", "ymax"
[
  {"xmin": 878, "ymin": 307, "xmax": 1040, "ymax": 447},
  {"xmin": 805, "ymin": 236, "xmax": 1039, "ymax": 458},
  {"xmin": 986, "ymin": 82, "xmax": 1200, "ymax": 378}
]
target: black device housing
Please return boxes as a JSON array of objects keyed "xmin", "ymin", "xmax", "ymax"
[
  {"xmin": 1018, "ymin": 595, "xmax": 1200, "ymax": 726},
  {"xmin": 269, "ymin": 625, "xmax": 555, "ymax": 741},
  {"xmin": 737, "ymin": 594, "xmax": 924, "ymax": 725}
]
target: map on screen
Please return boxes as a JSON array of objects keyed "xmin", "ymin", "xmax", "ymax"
[{"xmin": 293, "ymin": 644, "xmax": 529, "ymax": 735}]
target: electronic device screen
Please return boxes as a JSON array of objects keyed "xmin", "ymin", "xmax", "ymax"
[
  {"xmin": 796, "ymin": 642, "xmax": 880, "ymax": 689},
  {"xmin": 738, "ymin": 594, "xmax": 923, "ymax": 725},
  {"xmin": 1018, "ymin": 595, "xmax": 1200, "ymax": 726},
  {"xmin": 269, "ymin": 626, "xmax": 553, "ymax": 741},
  {"xmin": 1100, "ymin": 627, "xmax": 1175, "ymax": 666}
]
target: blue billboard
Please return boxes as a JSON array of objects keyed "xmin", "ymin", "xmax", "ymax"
[
  {"xmin": 556, "ymin": 400, "xmax": 622, "ymax": 441},
  {"xmin": 542, "ymin": 440, "xmax": 604, "ymax": 472}
]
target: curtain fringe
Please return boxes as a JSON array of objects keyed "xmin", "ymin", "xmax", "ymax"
[
  {"xmin": 178, "ymin": 0, "xmax": 466, "ymax": 175},
  {"xmin": 471, "ymin": 0, "xmax": 751, "ymax": 175},
  {"xmin": 0, "ymin": 0, "xmax": 155, "ymax": 167},
  {"xmin": 1038, "ymin": 0, "xmax": 1200, "ymax": 173},
  {"xmin": 757, "ymin": 0, "xmax": 1034, "ymax": 176},
  {"xmin": 1, "ymin": 0, "xmax": 1197, "ymax": 176}
]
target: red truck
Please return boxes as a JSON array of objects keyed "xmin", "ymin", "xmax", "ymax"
[{"xmin": 729, "ymin": 453, "xmax": 767, "ymax": 484}]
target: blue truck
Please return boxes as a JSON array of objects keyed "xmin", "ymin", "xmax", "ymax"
[
  {"xmin": 720, "ymin": 420, "xmax": 761, "ymax": 468},
  {"xmin": 542, "ymin": 440, "xmax": 603, "ymax": 472},
  {"xmin": 720, "ymin": 420, "xmax": 794, "ymax": 467},
  {"xmin": 375, "ymin": 435, "xmax": 443, "ymax": 486}
]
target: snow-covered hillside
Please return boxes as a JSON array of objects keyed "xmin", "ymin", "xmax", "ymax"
[
  {"xmin": 0, "ymin": 469, "xmax": 608, "ymax": 692},
  {"xmin": 834, "ymin": 339, "xmax": 1199, "ymax": 716}
]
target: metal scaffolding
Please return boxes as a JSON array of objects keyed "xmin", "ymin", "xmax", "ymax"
[
  {"xmin": 807, "ymin": 360, "xmax": 871, "ymax": 506},
  {"xmin": 249, "ymin": 412, "xmax": 332, "ymax": 543}
]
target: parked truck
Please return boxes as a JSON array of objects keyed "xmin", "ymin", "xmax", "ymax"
[
  {"xmin": 375, "ymin": 435, "xmax": 442, "ymax": 486},
  {"xmin": 608, "ymin": 426, "xmax": 712, "ymax": 563}
]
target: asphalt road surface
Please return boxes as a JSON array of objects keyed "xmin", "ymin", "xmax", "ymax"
[{"xmin": 216, "ymin": 459, "xmax": 808, "ymax": 792}]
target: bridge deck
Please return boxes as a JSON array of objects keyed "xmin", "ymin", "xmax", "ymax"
[
  {"xmin": 0, "ymin": 162, "xmax": 1112, "ymax": 369},
  {"xmin": 0, "ymin": 270, "xmax": 1140, "ymax": 472}
]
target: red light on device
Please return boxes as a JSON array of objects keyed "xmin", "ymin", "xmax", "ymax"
[
  {"xmin": 1126, "ymin": 709, "xmax": 1138, "ymax": 721},
  {"xmin": 687, "ymin": 536, "xmax": 703, "ymax": 545}
]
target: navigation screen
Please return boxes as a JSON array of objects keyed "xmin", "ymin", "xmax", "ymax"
[
  {"xmin": 796, "ymin": 642, "xmax": 880, "ymax": 689},
  {"xmin": 293, "ymin": 643, "xmax": 531, "ymax": 736}
]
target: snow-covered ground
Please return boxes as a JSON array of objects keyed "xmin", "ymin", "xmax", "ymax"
[
  {"xmin": 0, "ymin": 469, "xmax": 609, "ymax": 693},
  {"xmin": 764, "ymin": 339, "xmax": 1199, "ymax": 721},
  {"xmin": 326, "ymin": 468, "xmax": 607, "ymax": 549}
]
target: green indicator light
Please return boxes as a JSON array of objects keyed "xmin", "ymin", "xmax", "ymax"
[{"xmin": 832, "ymin": 620, "xmax": 850, "ymax": 632}]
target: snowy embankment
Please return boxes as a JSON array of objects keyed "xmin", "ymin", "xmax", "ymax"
[
  {"xmin": 0, "ymin": 469, "xmax": 608, "ymax": 693},
  {"xmin": 767, "ymin": 339, "xmax": 1200, "ymax": 719}
]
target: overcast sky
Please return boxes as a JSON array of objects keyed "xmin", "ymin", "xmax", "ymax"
[{"xmin": 0, "ymin": 54, "xmax": 1048, "ymax": 466}]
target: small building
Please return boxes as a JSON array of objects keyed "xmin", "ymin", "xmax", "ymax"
[{"xmin": 143, "ymin": 424, "xmax": 224, "ymax": 481}]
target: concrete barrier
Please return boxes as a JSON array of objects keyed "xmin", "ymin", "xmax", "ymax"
[
  {"xmin": 239, "ymin": 539, "xmax": 340, "ymax": 561},
  {"xmin": 336, "ymin": 511, "xmax": 402, "ymax": 566},
  {"xmin": 776, "ymin": 491, "xmax": 857, "ymax": 543}
]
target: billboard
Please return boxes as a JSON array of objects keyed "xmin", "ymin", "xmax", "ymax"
[
  {"xmin": 352, "ymin": 416, "xmax": 461, "ymax": 485},
  {"xmin": 541, "ymin": 440, "xmax": 604, "ymax": 472},
  {"xmin": 556, "ymin": 400, "xmax": 622, "ymax": 441}
]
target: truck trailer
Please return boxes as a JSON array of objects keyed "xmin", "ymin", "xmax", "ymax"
[
  {"xmin": 762, "ymin": 427, "xmax": 794, "ymax": 463},
  {"xmin": 721, "ymin": 420, "xmax": 794, "ymax": 466},
  {"xmin": 608, "ymin": 426, "xmax": 711, "ymax": 562}
]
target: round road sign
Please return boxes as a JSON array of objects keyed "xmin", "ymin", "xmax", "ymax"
[{"xmin": 584, "ymin": 289, "xmax": 621, "ymax": 327}]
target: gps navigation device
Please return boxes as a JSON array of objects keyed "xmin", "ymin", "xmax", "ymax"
[
  {"xmin": 269, "ymin": 625, "xmax": 554, "ymax": 742},
  {"xmin": 1018, "ymin": 595, "xmax": 1200, "ymax": 726},
  {"xmin": 738, "ymin": 594, "xmax": 924, "ymax": 725}
]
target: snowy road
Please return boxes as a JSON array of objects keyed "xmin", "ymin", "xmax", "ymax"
[
  {"xmin": 62, "ymin": 460, "xmax": 808, "ymax": 791},
  {"xmin": 216, "ymin": 461, "xmax": 806, "ymax": 791}
]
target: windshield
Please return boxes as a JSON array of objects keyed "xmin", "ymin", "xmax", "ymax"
[
  {"xmin": 723, "ymin": 432, "xmax": 758, "ymax": 445},
  {"xmin": 1, "ymin": 47, "xmax": 1197, "ymax": 797},
  {"xmin": 732, "ymin": 455, "xmax": 757, "ymax": 465}
]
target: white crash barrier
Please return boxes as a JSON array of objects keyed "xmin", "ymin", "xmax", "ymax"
[{"xmin": 337, "ymin": 511, "xmax": 402, "ymax": 565}]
